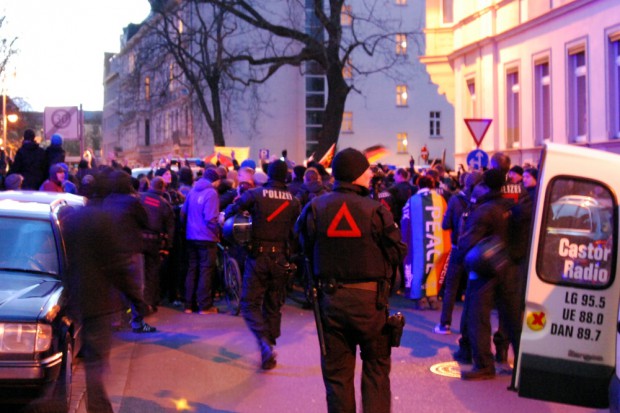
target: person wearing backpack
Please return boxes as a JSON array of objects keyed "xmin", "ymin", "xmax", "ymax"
[{"xmin": 434, "ymin": 171, "xmax": 482, "ymax": 335}]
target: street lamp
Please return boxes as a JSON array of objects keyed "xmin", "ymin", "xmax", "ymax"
[{"xmin": 1, "ymin": 94, "xmax": 18, "ymax": 147}]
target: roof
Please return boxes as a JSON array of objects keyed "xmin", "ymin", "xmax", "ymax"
[{"xmin": 0, "ymin": 190, "xmax": 87, "ymax": 207}]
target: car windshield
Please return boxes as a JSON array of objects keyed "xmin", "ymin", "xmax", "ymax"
[{"xmin": 0, "ymin": 217, "xmax": 59, "ymax": 275}]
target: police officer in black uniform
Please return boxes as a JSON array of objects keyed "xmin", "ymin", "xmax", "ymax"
[
  {"xmin": 225, "ymin": 160, "xmax": 301, "ymax": 370},
  {"xmin": 140, "ymin": 176, "xmax": 175, "ymax": 310},
  {"xmin": 296, "ymin": 148, "xmax": 407, "ymax": 413}
]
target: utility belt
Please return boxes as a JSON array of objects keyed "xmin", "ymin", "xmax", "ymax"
[
  {"xmin": 248, "ymin": 240, "xmax": 288, "ymax": 255},
  {"xmin": 318, "ymin": 278, "xmax": 390, "ymax": 309}
]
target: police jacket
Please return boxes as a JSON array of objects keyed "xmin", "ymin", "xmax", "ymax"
[
  {"xmin": 140, "ymin": 189, "xmax": 175, "ymax": 249},
  {"xmin": 225, "ymin": 179, "xmax": 300, "ymax": 245},
  {"xmin": 296, "ymin": 181, "xmax": 407, "ymax": 282},
  {"xmin": 500, "ymin": 181, "xmax": 533, "ymax": 262}
]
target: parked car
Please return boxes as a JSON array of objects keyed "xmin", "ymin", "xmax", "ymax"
[{"xmin": 0, "ymin": 192, "xmax": 85, "ymax": 410}]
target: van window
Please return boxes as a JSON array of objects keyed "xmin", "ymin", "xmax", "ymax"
[{"xmin": 537, "ymin": 177, "xmax": 616, "ymax": 289}]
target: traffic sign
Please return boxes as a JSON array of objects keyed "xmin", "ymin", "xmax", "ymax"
[
  {"xmin": 466, "ymin": 149, "xmax": 489, "ymax": 170},
  {"xmin": 464, "ymin": 118, "xmax": 492, "ymax": 148}
]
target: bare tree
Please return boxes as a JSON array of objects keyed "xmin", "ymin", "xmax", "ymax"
[
  {"xmin": 199, "ymin": 0, "xmax": 420, "ymax": 159},
  {"xmin": 0, "ymin": 16, "xmax": 18, "ymax": 82},
  {"xmin": 144, "ymin": 0, "xmax": 263, "ymax": 148}
]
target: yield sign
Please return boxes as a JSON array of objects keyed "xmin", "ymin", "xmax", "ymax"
[
  {"xmin": 327, "ymin": 203, "xmax": 362, "ymax": 238},
  {"xmin": 464, "ymin": 118, "xmax": 492, "ymax": 148}
]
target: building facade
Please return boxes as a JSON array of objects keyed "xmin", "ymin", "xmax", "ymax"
[
  {"xmin": 422, "ymin": 0, "xmax": 620, "ymax": 168},
  {"xmin": 103, "ymin": 0, "xmax": 454, "ymax": 168}
]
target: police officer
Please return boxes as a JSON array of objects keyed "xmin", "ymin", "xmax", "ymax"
[
  {"xmin": 296, "ymin": 148, "xmax": 407, "ymax": 413},
  {"xmin": 140, "ymin": 176, "xmax": 175, "ymax": 311},
  {"xmin": 225, "ymin": 160, "xmax": 300, "ymax": 370}
]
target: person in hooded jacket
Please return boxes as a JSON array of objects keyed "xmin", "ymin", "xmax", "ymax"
[
  {"xmin": 39, "ymin": 163, "xmax": 65, "ymax": 192},
  {"xmin": 101, "ymin": 169, "xmax": 156, "ymax": 333},
  {"xmin": 458, "ymin": 169, "xmax": 522, "ymax": 380},
  {"xmin": 9, "ymin": 129, "xmax": 47, "ymax": 190},
  {"xmin": 181, "ymin": 168, "xmax": 221, "ymax": 314}
]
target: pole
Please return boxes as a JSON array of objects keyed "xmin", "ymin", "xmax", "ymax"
[
  {"xmin": 79, "ymin": 104, "xmax": 84, "ymax": 156},
  {"xmin": 2, "ymin": 93, "xmax": 6, "ymax": 147}
]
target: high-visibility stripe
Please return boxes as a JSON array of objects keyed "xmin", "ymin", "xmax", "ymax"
[{"xmin": 267, "ymin": 200, "xmax": 290, "ymax": 222}]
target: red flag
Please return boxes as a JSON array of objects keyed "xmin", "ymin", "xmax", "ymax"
[{"xmin": 318, "ymin": 143, "xmax": 336, "ymax": 168}]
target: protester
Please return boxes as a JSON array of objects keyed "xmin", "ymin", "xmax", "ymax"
[
  {"xmin": 39, "ymin": 164, "xmax": 65, "ymax": 192},
  {"xmin": 181, "ymin": 168, "xmax": 221, "ymax": 314},
  {"xmin": 9, "ymin": 129, "xmax": 47, "ymax": 190},
  {"xmin": 101, "ymin": 169, "xmax": 156, "ymax": 333},
  {"xmin": 45, "ymin": 133, "xmax": 66, "ymax": 167}
]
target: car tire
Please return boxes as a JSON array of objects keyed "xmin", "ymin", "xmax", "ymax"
[{"xmin": 51, "ymin": 333, "xmax": 73, "ymax": 412}]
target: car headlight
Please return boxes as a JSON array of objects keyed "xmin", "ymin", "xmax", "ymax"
[{"xmin": 0, "ymin": 323, "xmax": 53, "ymax": 353}]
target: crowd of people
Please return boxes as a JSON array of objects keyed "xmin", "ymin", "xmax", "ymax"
[{"xmin": 0, "ymin": 129, "xmax": 541, "ymax": 411}]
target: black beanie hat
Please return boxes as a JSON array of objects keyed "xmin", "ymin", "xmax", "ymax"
[
  {"xmin": 483, "ymin": 168, "xmax": 505, "ymax": 191},
  {"xmin": 268, "ymin": 160, "xmax": 288, "ymax": 182},
  {"xmin": 332, "ymin": 148, "xmax": 370, "ymax": 183},
  {"xmin": 509, "ymin": 165, "xmax": 524, "ymax": 176}
]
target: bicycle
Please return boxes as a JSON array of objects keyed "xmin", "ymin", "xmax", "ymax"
[{"xmin": 217, "ymin": 242, "xmax": 243, "ymax": 315}]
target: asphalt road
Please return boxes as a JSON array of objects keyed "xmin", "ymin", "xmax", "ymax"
[{"xmin": 9, "ymin": 292, "xmax": 609, "ymax": 413}]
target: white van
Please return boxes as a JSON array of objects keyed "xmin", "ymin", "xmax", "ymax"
[{"xmin": 514, "ymin": 143, "xmax": 620, "ymax": 408}]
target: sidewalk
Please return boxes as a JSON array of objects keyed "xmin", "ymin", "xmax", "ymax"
[{"xmin": 72, "ymin": 332, "xmax": 138, "ymax": 413}]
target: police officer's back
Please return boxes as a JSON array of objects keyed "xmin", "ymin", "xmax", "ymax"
[
  {"xmin": 225, "ymin": 160, "xmax": 301, "ymax": 370},
  {"xmin": 296, "ymin": 148, "xmax": 406, "ymax": 413}
]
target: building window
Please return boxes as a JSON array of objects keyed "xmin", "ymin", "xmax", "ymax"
[
  {"xmin": 609, "ymin": 34, "xmax": 620, "ymax": 139},
  {"xmin": 395, "ymin": 0, "xmax": 407, "ymax": 5},
  {"xmin": 396, "ymin": 85, "xmax": 408, "ymax": 106},
  {"xmin": 442, "ymin": 0, "xmax": 453, "ymax": 24},
  {"xmin": 144, "ymin": 76, "xmax": 151, "ymax": 101},
  {"xmin": 397, "ymin": 133, "xmax": 408, "ymax": 153},
  {"xmin": 506, "ymin": 69, "xmax": 520, "ymax": 148},
  {"xmin": 466, "ymin": 78, "xmax": 476, "ymax": 118},
  {"xmin": 534, "ymin": 59, "xmax": 551, "ymax": 145},
  {"xmin": 341, "ymin": 4, "xmax": 352, "ymax": 26},
  {"xmin": 342, "ymin": 112, "xmax": 353, "ymax": 133},
  {"xmin": 568, "ymin": 47, "xmax": 587, "ymax": 142},
  {"xmin": 430, "ymin": 111, "xmax": 441, "ymax": 137},
  {"xmin": 342, "ymin": 59, "xmax": 353, "ymax": 79},
  {"xmin": 396, "ymin": 34, "xmax": 407, "ymax": 55},
  {"xmin": 145, "ymin": 119, "xmax": 151, "ymax": 146}
]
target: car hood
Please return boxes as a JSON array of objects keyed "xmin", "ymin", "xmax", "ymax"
[{"xmin": 0, "ymin": 271, "xmax": 61, "ymax": 322}]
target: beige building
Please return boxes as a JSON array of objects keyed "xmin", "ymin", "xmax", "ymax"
[
  {"xmin": 103, "ymin": 1, "xmax": 455, "ymax": 168},
  {"xmin": 422, "ymin": 0, "xmax": 620, "ymax": 167}
]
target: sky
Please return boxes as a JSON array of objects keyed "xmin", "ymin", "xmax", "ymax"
[{"xmin": 0, "ymin": 0, "xmax": 151, "ymax": 112}]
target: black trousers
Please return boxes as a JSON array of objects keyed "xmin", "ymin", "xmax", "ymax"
[
  {"xmin": 319, "ymin": 287, "xmax": 391, "ymax": 413},
  {"xmin": 82, "ymin": 313, "xmax": 114, "ymax": 413},
  {"xmin": 241, "ymin": 252, "xmax": 289, "ymax": 346},
  {"xmin": 466, "ymin": 265, "xmax": 522, "ymax": 371}
]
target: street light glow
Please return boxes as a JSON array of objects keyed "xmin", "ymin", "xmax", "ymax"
[{"xmin": 7, "ymin": 114, "xmax": 18, "ymax": 123}]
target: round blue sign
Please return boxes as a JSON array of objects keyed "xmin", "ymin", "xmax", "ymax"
[{"xmin": 466, "ymin": 149, "xmax": 489, "ymax": 170}]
